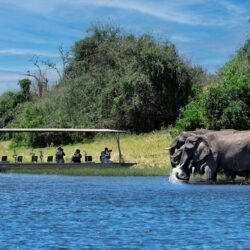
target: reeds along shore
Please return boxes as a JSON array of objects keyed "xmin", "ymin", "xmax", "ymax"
[{"xmin": 0, "ymin": 130, "xmax": 172, "ymax": 176}]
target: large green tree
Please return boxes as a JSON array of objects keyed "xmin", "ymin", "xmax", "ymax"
[{"xmin": 60, "ymin": 25, "xmax": 195, "ymax": 132}]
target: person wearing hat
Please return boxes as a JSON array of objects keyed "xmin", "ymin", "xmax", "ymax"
[
  {"xmin": 56, "ymin": 147, "xmax": 65, "ymax": 163},
  {"xmin": 71, "ymin": 149, "xmax": 82, "ymax": 163}
]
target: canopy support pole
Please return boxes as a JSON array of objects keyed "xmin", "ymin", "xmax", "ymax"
[{"xmin": 115, "ymin": 133, "xmax": 124, "ymax": 163}]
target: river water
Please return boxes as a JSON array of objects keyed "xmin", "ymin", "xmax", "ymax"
[{"xmin": 0, "ymin": 174, "xmax": 249, "ymax": 249}]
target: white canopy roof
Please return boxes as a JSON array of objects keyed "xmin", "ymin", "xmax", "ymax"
[{"xmin": 0, "ymin": 128, "xmax": 126, "ymax": 133}]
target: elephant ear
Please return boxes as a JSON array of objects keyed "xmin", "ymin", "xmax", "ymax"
[
  {"xmin": 194, "ymin": 137, "xmax": 210, "ymax": 162},
  {"xmin": 169, "ymin": 138, "xmax": 179, "ymax": 155},
  {"xmin": 184, "ymin": 135, "xmax": 199, "ymax": 149},
  {"xmin": 170, "ymin": 138, "xmax": 178, "ymax": 149}
]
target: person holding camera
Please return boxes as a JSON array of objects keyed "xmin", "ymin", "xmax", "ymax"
[
  {"xmin": 100, "ymin": 147, "xmax": 112, "ymax": 163},
  {"xmin": 71, "ymin": 149, "xmax": 82, "ymax": 163}
]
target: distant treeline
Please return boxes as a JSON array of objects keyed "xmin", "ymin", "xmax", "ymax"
[{"xmin": 0, "ymin": 24, "xmax": 249, "ymax": 146}]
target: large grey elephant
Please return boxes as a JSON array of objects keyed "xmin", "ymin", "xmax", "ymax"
[
  {"xmin": 169, "ymin": 130, "xmax": 208, "ymax": 167},
  {"xmin": 175, "ymin": 131, "xmax": 250, "ymax": 182},
  {"xmin": 169, "ymin": 129, "xmax": 236, "ymax": 168}
]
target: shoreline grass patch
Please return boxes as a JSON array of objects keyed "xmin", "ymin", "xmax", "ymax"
[{"xmin": 6, "ymin": 167, "xmax": 169, "ymax": 176}]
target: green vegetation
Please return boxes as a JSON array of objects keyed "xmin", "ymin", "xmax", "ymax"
[
  {"xmin": 0, "ymin": 78, "xmax": 31, "ymax": 128},
  {"xmin": 7, "ymin": 167, "xmax": 168, "ymax": 176},
  {"xmin": 177, "ymin": 39, "xmax": 250, "ymax": 131},
  {"xmin": 0, "ymin": 24, "xmax": 249, "ymax": 177},
  {"xmin": 1, "ymin": 24, "xmax": 205, "ymax": 147}
]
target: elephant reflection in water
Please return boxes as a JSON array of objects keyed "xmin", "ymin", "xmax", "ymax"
[{"xmin": 174, "ymin": 131, "xmax": 250, "ymax": 182}]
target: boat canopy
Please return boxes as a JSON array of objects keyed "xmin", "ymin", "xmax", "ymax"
[{"xmin": 0, "ymin": 128, "xmax": 126, "ymax": 133}]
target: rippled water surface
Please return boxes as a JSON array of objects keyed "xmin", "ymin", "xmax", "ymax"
[{"xmin": 0, "ymin": 174, "xmax": 250, "ymax": 249}]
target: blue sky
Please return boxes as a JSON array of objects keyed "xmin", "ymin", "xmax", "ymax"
[{"xmin": 0, "ymin": 0, "xmax": 249, "ymax": 94}]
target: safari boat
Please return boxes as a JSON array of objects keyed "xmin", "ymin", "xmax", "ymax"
[{"xmin": 0, "ymin": 128, "xmax": 136, "ymax": 171}]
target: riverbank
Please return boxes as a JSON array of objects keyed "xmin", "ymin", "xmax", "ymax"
[
  {"xmin": 0, "ymin": 129, "xmax": 172, "ymax": 176},
  {"xmin": 5, "ymin": 167, "xmax": 168, "ymax": 176}
]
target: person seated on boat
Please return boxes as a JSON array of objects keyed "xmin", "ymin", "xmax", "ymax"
[
  {"xmin": 71, "ymin": 149, "xmax": 82, "ymax": 163},
  {"xmin": 56, "ymin": 147, "xmax": 65, "ymax": 163},
  {"xmin": 100, "ymin": 147, "xmax": 112, "ymax": 164}
]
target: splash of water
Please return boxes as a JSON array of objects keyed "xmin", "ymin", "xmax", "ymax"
[{"xmin": 169, "ymin": 168, "xmax": 183, "ymax": 184}]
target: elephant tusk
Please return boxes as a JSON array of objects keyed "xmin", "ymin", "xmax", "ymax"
[{"xmin": 176, "ymin": 163, "xmax": 184, "ymax": 169}]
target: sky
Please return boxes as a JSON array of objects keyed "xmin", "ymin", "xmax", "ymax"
[{"xmin": 0, "ymin": 0, "xmax": 249, "ymax": 94}]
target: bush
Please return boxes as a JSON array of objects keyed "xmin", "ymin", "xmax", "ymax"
[
  {"xmin": 60, "ymin": 24, "xmax": 195, "ymax": 132},
  {"xmin": 176, "ymin": 96, "xmax": 207, "ymax": 131},
  {"xmin": 176, "ymin": 39, "xmax": 250, "ymax": 131}
]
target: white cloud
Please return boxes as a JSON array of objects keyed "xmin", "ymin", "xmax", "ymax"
[
  {"xmin": 73, "ymin": 0, "xmax": 200, "ymax": 25},
  {"xmin": 1, "ymin": 0, "xmax": 248, "ymax": 27},
  {"xmin": 170, "ymin": 34, "xmax": 192, "ymax": 43},
  {"xmin": 0, "ymin": 70, "xmax": 22, "ymax": 81},
  {"xmin": 0, "ymin": 49, "xmax": 59, "ymax": 57},
  {"xmin": 217, "ymin": 0, "xmax": 246, "ymax": 15}
]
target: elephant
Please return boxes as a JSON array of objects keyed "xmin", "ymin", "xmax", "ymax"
[
  {"xmin": 175, "ymin": 131, "xmax": 250, "ymax": 182},
  {"xmin": 169, "ymin": 129, "xmax": 236, "ymax": 168},
  {"xmin": 169, "ymin": 129, "xmax": 209, "ymax": 167},
  {"xmin": 223, "ymin": 169, "xmax": 250, "ymax": 181}
]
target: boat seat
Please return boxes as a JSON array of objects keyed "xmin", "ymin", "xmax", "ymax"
[
  {"xmin": 17, "ymin": 156, "xmax": 23, "ymax": 163},
  {"xmin": 85, "ymin": 156, "xmax": 92, "ymax": 162},
  {"xmin": 47, "ymin": 156, "xmax": 53, "ymax": 162},
  {"xmin": 1, "ymin": 156, "xmax": 8, "ymax": 162},
  {"xmin": 31, "ymin": 155, "xmax": 38, "ymax": 163}
]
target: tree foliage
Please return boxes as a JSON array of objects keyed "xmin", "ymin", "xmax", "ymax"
[
  {"xmin": 1, "ymin": 24, "xmax": 206, "ymax": 146},
  {"xmin": 177, "ymin": 39, "xmax": 250, "ymax": 131},
  {"xmin": 61, "ymin": 25, "xmax": 194, "ymax": 132},
  {"xmin": 0, "ymin": 78, "xmax": 32, "ymax": 128}
]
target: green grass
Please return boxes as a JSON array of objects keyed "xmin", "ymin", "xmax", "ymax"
[
  {"xmin": 7, "ymin": 167, "xmax": 168, "ymax": 176},
  {"xmin": 0, "ymin": 129, "xmax": 172, "ymax": 176}
]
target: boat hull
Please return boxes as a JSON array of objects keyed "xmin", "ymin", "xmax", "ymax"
[{"xmin": 0, "ymin": 162, "xmax": 136, "ymax": 171}]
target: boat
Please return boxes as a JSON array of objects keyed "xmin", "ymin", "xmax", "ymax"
[{"xmin": 0, "ymin": 128, "xmax": 136, "ymax": 170}]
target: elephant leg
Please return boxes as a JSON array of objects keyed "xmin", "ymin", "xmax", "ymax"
[
  {"xmin": 225, "ymin": 172, "xmax": 231, "ymax": 181},
  {"xmin": 205, "ymin": 166, "xmax": 217, "ymax": 182},
  {"xmin": 245, "ymin": 172, "xmax": 250, "ymax": 181},
  {"xmin": 231, "ymin": 172, "xmax": 237, "ymax": 181}
]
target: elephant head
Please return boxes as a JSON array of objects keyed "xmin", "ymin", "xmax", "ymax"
[
  {"xmin": 175, "ymin": 135, "xmax": 211, "ymax": 181},
  {"xmin": 169, "ymin": 132, "xmax": 196, "ymax": 167},
  {"xmin": 169, "ymin": 130, "xmax": 210, "ymax": 167},
  {"xmin": 170, "ymin": 147, "xmax": 183, "ymax": 168}
]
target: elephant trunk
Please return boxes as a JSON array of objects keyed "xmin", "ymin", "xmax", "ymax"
[
  {"xmin": 175, "ymin": 171, "xmax": 190, "ymax": 181},
  {"xmin": 175, "ymin": 163, "xmax": 190, "ymax": 181}
]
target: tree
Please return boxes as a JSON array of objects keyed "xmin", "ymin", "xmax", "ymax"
[
  {"xmin": 25, "ymin": 55, "xmax": 49, "ymax": 97},
  {"xmin": 18, "ymin": 78, "xmax": 31, "ymax": 102},
  {"xmin": 176, "ymin": 39, "xmax": 250, "ymax": 131},
  {"xmin": 42, "ymin": 44, "xmax": 71, "ymax": 82},
  {"xmin": 62, "ymin": 25, "xmax": 194, "ymax": 132}
]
